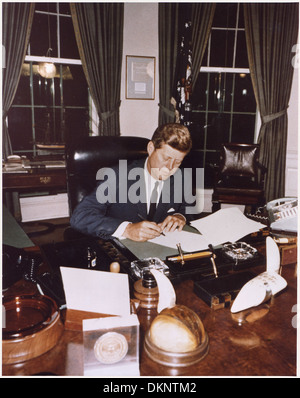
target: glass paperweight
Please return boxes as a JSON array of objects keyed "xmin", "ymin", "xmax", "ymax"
[
  {"xmin": 144, "ymin": 305, "xmax": 209, "ymax": 367},
  {"xmin": 83, "ymin": 315, "xmax": 140, "ymax": 376}
]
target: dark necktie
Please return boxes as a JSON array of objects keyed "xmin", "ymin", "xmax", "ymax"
[{"xmin": 147, "ymin": 181, "xmax": 159, "ymax": 221}]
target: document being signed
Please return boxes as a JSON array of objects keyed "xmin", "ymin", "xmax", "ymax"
[
  {"xmin": 150, "ymin": 207, "xmax": 266, "ymax": 251},
  {"xmin": 190, "ymin": 207, "xmax": 266, "ymax": 246}
]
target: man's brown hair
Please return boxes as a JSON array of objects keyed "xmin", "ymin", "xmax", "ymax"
[{"xmin": 151, "ymin": 123, "xmax": 192, "ymax": 153}]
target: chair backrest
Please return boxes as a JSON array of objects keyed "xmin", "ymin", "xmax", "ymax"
[
  {"xmin": 219, "ymin": 143, "xmax": 260, "ymax": 179},
  {"xmin": 65, "ymin": 135, "xmax": 149, "ymax": 214}
]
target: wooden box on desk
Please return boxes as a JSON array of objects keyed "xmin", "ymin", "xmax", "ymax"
[
  {"xmin": 64, "ymin": 309, "xmax": 114, "ymax": 331},
  {"xmin": 280, "ymin": 244, "xmax": 297, "ymax": 266}
]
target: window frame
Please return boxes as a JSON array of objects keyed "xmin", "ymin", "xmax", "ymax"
[{"xmin": 9, "ymin": 4, "xmax": 96, "ymax": 157}]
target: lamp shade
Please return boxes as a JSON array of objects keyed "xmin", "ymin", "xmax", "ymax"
[{"xmin": 38, "ymin": 62, "xmax": 56, "ymax": 79}]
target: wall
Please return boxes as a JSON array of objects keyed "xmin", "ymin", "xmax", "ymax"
[
  {"xmin": 285, "ymin": 66, "xmax": 298, "ymax": 198},
  {"xmin": 120, "ymin": 3, "xmax": 159, "ymax": 139}
]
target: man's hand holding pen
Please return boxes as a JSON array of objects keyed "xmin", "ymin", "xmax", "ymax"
[
  {"xmin": 123, "ymin": 220, "xmax": 162, "ymax": 242},
  {"xmin": 122, "ymin": 214, "xmax": 186, "ymax": 242}
]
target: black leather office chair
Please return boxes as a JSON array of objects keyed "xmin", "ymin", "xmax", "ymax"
[
  {"xmin": 211, "ymin": 143, "xmax": 266, "ymax": 213},
  {"xmin": 64, "ymin": 135, "xmax": 149, "ymax": 239}
]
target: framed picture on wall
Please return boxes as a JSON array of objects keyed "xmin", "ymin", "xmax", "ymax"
[{"xmin": 126, "ymin": 55, "xmax": 155, "ymax": 100}]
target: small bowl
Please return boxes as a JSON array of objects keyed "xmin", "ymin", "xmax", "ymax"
[{"xmin": 2, "ymin": 295, "xmax": 64, "ymax": 364}]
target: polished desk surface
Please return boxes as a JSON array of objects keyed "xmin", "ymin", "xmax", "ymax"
[{"xmin": 2, "ymin": 246, "xmax": 297, "ymax": 377}]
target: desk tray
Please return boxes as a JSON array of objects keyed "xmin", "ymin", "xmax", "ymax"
[{"xmin": 194, "ymin": 271, "xmax": 255, "ymax": 310}]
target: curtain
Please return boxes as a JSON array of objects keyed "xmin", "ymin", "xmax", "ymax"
[
  {"xmin": 191, "ymin": 3, "xmax": 216, "ymax": 91},
  {"xmin": 70, "ymin": 3, "xmax": 124, "ymax": 136},
  {"xmin": 244, "ymin": 3, "xmax": 299, "ymax": 202},
  {"xmin": 2, "ymin": 3, "xmax": 35, "ymax": 159},
  {"xmin": 158, "ymin": 3, "xmax": 180, "ymax": 125},
  {"xmin": 158, "ymin": 3, "xmax": 215, "ymax": 126}
]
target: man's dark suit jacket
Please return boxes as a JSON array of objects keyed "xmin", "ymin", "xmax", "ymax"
[{"xmin": 70, "ymin": 158, "xmax": 194, "ymax": 239}]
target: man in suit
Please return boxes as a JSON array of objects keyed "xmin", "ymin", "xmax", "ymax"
[{"xmin": 70, "ymin": 123, "xmax": 193, "ymax": 241}]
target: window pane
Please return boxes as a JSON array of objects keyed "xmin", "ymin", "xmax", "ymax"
[
  {"xmin": 35, "ymin": 108, "xmax": 70, "ymax": 144},
  {"xmin": 190, "ymin": 113, "xmax": 206, "ymax": 149},
  {"xmin": 192, "ymin": 73, "xmax": 208, "ymax": 111},
  {"xmin": 201, "ymin": 44, "xmax": 209, "ymax": 67},
  {"xmin": 8, "ymin": 108, "xmax": 33, "ymax": 153},
  {"xmin": 35, "ymin": 108, "xmax": 54, "ymax": 143},
  {"xmin": 60, "ymin": 16, "xmax": 79, "ymax": 59},
  {"xmin": 30, "ymin": 13, "xmax": 57, "ymax": 57},
  {"xmin": 65, "ymin": 108, "xmax": 90, "ymax": 141},
  {"xmin": 208, "ymin": 73, "xmax": 233, "ymax": 112},
  {"xmin": 33, "ymin": 70, "xmax": 59, "ymax": 107},
  {"xmin": 233, "ymin": 74, "xmax": 256, "ymax": 113},
  {"xmin": 235, "ymin": 31, "xmax": 249, "ymax": 68},
  {"xmin": 210, "ymin": 30, "xmax": 235, "ymax": 67},
  {"xmin": 14, "ymin": 66, "xmax": 31, "ymax": 105},
  {"xmin": 231, "ymin": 114, "xmax": 256, "ymax": 143},
  {"xmin": 58, "ymin": 3, "xmax": 71, "ymax": 15},
  {"xmin": 63, "ymin": 65, "xmax": 88, "ymax": 106},
  {"xmin": 206, "ymin": 113, "xmax": 230, "ymax": 149},
  {"xmin": 212, "ymin": 3, "xmax": 238, "ymax": 28},
  {"xmin": 35, "ymin": 3, "xmax": 57, "ymax": 13},
  {"xmin": 205, "ymin": 151, "xmax": 220, "ymax": 188},
  {"xmin": 238, "ymin": 4, "xmax": 245, "ymax": 28}
]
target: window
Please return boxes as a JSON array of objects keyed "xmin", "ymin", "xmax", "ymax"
[
  {"xmin": 190, "ymin": 3, "xmax": 257, "ymax": 188},
  {"xmin": 8, "ymin": 3, "xmax": 91, "ymax": 157}
]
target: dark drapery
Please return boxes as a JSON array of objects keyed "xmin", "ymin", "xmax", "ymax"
[
  {"xmin": 2, "ymin": 3, "xmax": 35, "ymax": 158},
  {"xmin": 244, "ymin": 3, "xmax": 299, "ymax": 202},
  {"xmin": 70, "ymin": 3, "xmax": 124, "ymax": 136},
  {"xmin": 191, "ymin": 3, "xmax": 216, "ymax": 92},
  {"xmin": 158, "ymin": 3, "xmax": 181, "ymax": 125},
  {"xmin": 158, "ymin": 3, "xmax": 215, "ymax": 126}
]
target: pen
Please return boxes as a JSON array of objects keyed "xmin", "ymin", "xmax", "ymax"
[
  {"xmin": 176, "ymin": 243, "xmax": 185, "ymax": 265},
  {"xmin": 208, "ymin": 244, "xmax": 218, "ymax": 278},
  {"xmin": 137, "ymin": 213, "xmax": 165, "ymax": 236},
  {"xmin": 167, "ymin": 250, "xmax": 213, "ymax": 262}
]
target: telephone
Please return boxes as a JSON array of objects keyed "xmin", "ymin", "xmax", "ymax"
[{"xmin": 266, "ymin": 197, "xmax": 298, "ymax": 233}]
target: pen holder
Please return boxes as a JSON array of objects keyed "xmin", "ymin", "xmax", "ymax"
[
  {"xmin": 133, "ymin": 271, "xmax": 159, "ymax": 309},
  {"xmin": 131, "ymin": 257, "xmax": 169, "ymax": 310}
]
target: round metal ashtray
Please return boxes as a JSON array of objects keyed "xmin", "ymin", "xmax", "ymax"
[{"xmin": 2, "ymin": 295, "xmax": 64, "ymax": 364}]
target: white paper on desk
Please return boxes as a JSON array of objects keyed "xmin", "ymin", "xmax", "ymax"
[
  {"xmin": 60, "ymin": 267, "xmax": 131, "ymax": 316},
  {"xmin": 150, "ymin": 229, "xmax": 209, "ymax": 252},
  {"xmin": 191, "ymin": 207, "xmax": 266, "ymax": 246}
]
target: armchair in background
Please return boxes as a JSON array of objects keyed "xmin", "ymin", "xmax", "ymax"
[{"xmin": 211, "ymin": 143, "xmax": 267, "ymax": 213}]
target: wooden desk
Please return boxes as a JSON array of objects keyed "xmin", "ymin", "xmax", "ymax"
[
  {"xmin": 3, "ymin": 168, "xmax": 67, "ymax": 191},
  {"xmin": 2, "ymin": 258, "xmax": 297, "ymax": 377},
  {"xmin": 3, "ymin": 168, "xmax": 67, "ymax": 220}
]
